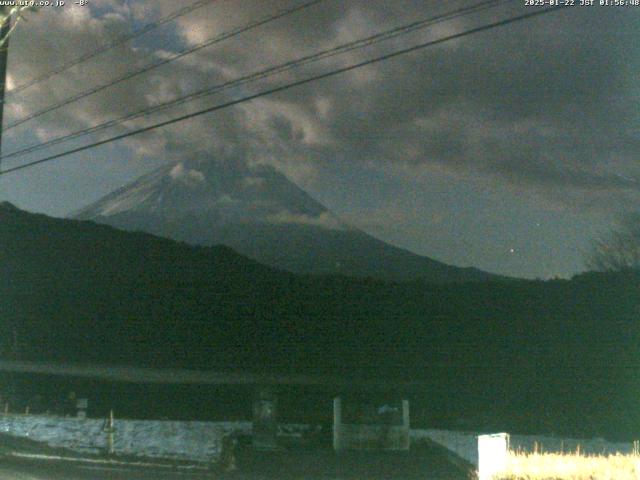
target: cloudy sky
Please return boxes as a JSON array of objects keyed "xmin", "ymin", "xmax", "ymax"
[{"xmin": 0, "ymin": 0, "xmax": 638, "ymax": 279}]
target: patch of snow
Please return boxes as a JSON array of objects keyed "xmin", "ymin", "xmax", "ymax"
[
  {"xmin": 169, "ymin": 163, "xmax": 205, "ymax": 186},
  {"xmin": 265, "ymin": 210, "xmax": 345, "ymax": 230},
  {"xmin": 99, "ymin": 186, "xmax": 156, "ymax": 217},
  {"xmin": 215, "ymin": 194, "xmax": 239, "ymax": 205},
  {"xmin": 242, "ymin": 176, "xmax": 266, "ymax": 189}
]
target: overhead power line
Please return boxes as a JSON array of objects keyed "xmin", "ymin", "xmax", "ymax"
[
  {"xmin": 4, "ymin": 0, "xmax": 218, "ymax": 98},
  {"xmin": 0, "ymin": 0, "xmax": 506, "ymax": 162},
  {"xmin": 3, "ymin": 0, "xmax": 326, "ymax": 132},
  {"xmin": 0, "ymin": 5, "xmax": 569, "ymax": 177}
]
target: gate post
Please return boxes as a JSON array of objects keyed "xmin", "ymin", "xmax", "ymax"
[
  {"xmin": 333, "ymin": 397, "xmax": 342, "ymax": 451},
  {"xmin": 252, "ymin": 385, "xmax": 278, "ymax": 450}
]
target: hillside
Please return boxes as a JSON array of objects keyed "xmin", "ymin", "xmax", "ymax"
[{"xmin": 1, "ymin": 202, "xmax": 639, "ymax": 439}]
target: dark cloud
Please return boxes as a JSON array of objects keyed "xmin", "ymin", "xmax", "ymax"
[
  {"xmin": 9, "ymin": 1, "xmax": 638, "ymax": 207},
  {"xmin": 2, "ymin": 0, "xmax": 639, "ymax": 276}
]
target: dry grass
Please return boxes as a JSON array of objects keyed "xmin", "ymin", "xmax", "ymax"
[{"xmin": 495, "ymin": 450, "xmax": 640, "ymax": 480}]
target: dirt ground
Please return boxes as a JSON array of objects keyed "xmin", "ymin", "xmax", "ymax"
[{"xmin": 224, "ymin": 441, "xmax": 474, "ymax": 480}]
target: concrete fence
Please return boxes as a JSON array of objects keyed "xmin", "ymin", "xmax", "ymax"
[
  {"xmin": 0, "ymin": 414, "xmax": 252, "ymax": 462},
  {"xmin": 0, "ymin": 414, "xmax": 635, "ymax": 474}
]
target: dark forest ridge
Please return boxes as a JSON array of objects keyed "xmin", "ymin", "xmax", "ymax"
[{"xmin": 1, "ymin": 202, "xmax": 639, "ymax": 439}]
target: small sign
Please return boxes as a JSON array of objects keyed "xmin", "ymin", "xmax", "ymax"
[{"xmin": 478, "ymin": 433, "xmax": 510, "ymax": 480}]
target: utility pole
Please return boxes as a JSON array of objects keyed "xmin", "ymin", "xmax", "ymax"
[{"xmin": 0, "ymin": 6, "xmax": 10, "ymax": 161}]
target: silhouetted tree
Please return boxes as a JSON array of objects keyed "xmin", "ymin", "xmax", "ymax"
[{"xmin": 587, "ymin": 213, "xmax": 640, "ymax": 272}]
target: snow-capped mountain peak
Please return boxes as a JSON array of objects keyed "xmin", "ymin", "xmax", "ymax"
[{"xmin": 75, "ymin": 159, "xmax": 346, "ymax": 230}]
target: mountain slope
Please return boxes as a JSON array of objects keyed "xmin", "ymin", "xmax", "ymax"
[{"xmin": 73, "ymin": 159, "xmax": 500, "ymax": 282}]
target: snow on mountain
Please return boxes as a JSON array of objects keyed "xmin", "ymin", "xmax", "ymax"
[{"xmin": 76, "ymin": 159, "xmax": 345, "ymax": 229}]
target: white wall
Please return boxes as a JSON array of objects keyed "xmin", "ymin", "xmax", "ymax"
[{"xmin": 411, "ymin": 429, "xmax": 479, "ymax": 465}]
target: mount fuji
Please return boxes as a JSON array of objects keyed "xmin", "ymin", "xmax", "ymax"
[{"xmin": 73, "ymin": 159, "xmax": 500, "ymax": 283}]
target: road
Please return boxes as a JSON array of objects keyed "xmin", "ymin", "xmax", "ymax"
[
  {"xmin": 0, "ymin": 444, "xmax": 472, "ymax": 479},
  {"xmin": 0, "ymin": 456, "xmax": 214, "ymax": 479}
]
